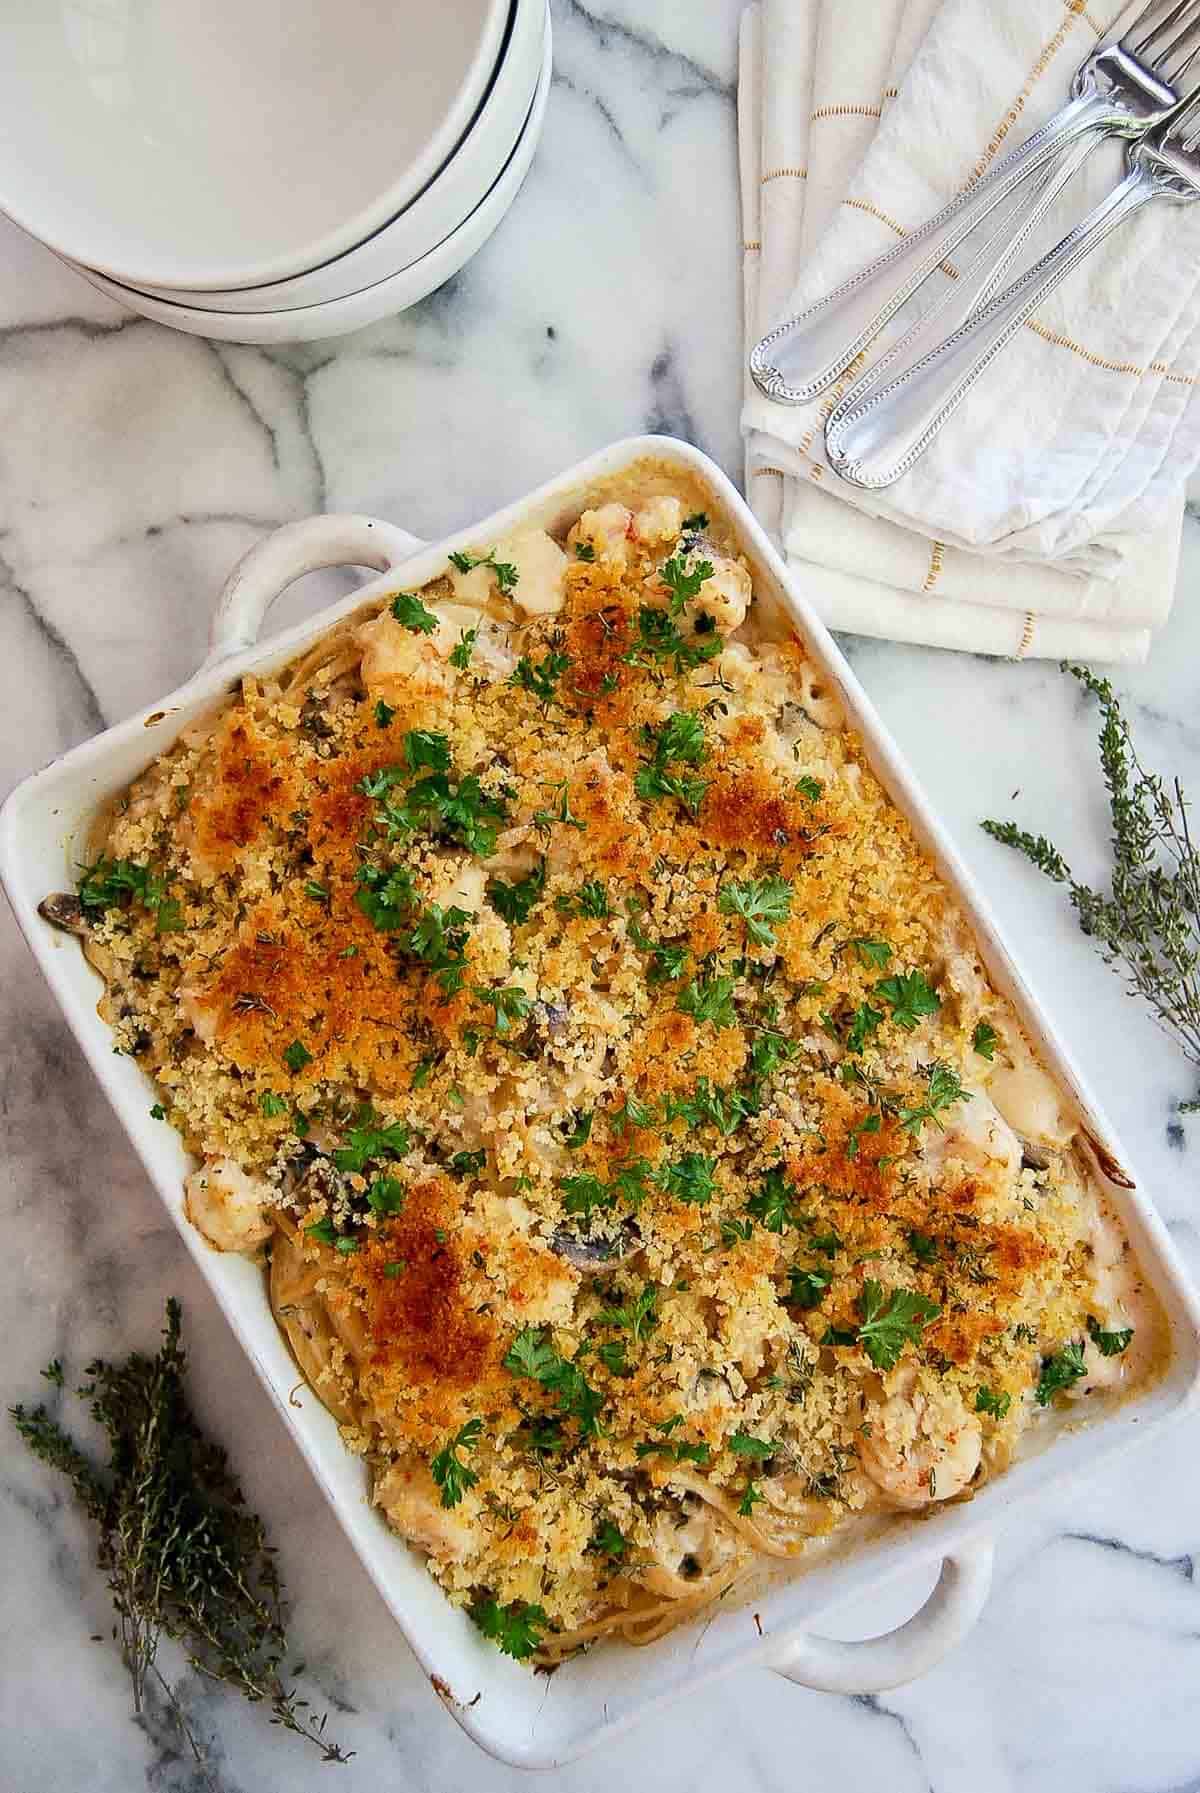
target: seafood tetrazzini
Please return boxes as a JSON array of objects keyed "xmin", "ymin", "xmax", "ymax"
[{"xmin": 42, "ymin": 464, "xmax": 1163, "ymax": 1665}]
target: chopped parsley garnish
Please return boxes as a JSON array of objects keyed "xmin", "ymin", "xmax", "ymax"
[
  {"xmin": 568, "ymin": 878, "xmax": 610, "ymax": 920},
  {"xmin": 390, "ymin": 592, "xmax": 439, "ymax": 633},
  {"xmin": 512, "ymin": 649, "xmax": 572, "ymax": 707},
  {"xmin": 623, "ymin": 606, "xmax": 722, "ymax": 675},
  {"xmin": 259, "ymin": 1091, "xmax": 288, "ymax": 1118},
  {"xmin": 729, "ymin": 1432, "xmax": 774, "ymax": 1459},
  {"xmin": 1035, "ymin": 1341, "xmax": 1088, "ymax": 1404},
  {"xmin": 611, "ymin": 1093, "xmax": 655, "ymax": 1134},
  {"xmin": 972, "ymin": 1020, "xmax": 1000, "ymax": 1060},
  {"xmin": 849, "ymin": 938, "xmax": 892, "ymax": 969},
  {"xmin": 304, "ymin": 1217, "xmax": 357, "ymax": 1253},
  {"xmin": 574, "ymin": 541, "xmax": 596, "ymax": 562},
  {"xmin": 746, "ymin": 1027, "xmax": 798, "ymax": 1090},
  {"xmin": 431, "ymin": 1418, "xmax": 483, "ymax": 1509},
  {"xmin": 560, "ymin": 1174, "xmax": 612, "ymax": 1223},
  {"xmin": 876, "ymin": 969, "xmax": 941, "ymax": 1030},
  {"xmin": 149, "ymin": 1103, "xmax": 166, "ymax": 1121},
  {"xmin": 76, "ymin": 857, "xmax": 184, "ymax": 934},
  {"xmin": 1087, "ymin": 1315, "xmax": 1134, "ymax": 1357},
  {"xmin": 906, "ymin": 1229, "xmax": 939, "ymax": 1266},
  {"xmin": 449, "ymin": 547, "xmax": 519, "ymax": 594},
  {"xmin": 635, "ymin": 710, "xmax": 710, "ymax": 815},
  {"xmin": 676, "ymin": 971, "xmax": 737, "ymax": 1028},
  {"xmin": 747, "ymin": 1166, "xmax": 802, "ymax": 1233},
  {"xmin": 488, "ymin": 859, "xmax": 545, "ymax": 926},
  {"xmin": 855, "ymin": 1280, "xmax": 941, "ymax": 1371},
  {"xmin": 354, "ymin": 862, "xmax": 416, "ymax": 931},
  {"xmin": 662, "ymin": 1078, "xmax": 750, "ymax": 1137},
  {"xmin": 845, "ymin": 1000, "xmax": 884, "ymax": 1054},
  {"xmin": 659, "ymin": 550, "xmax": 715, "ymax": 615},
  {"xmin": 366, "ymin": 1175, "xmax": 405, "ymax": 1216},
  {"xmin": 635, "ymin": 1417, "xmax": 711, "ymax": 1466},
  {"xmin": 282, "ymin": 1039, "xmax": 312, "ymax": 1074},
  {"xmin": 332, "ymin": 1112, "xmax": 410, "ymax": 1173},
  {"xmin": 682, "ymin": 511, "xmax": 709, "ymax": 534},
  {"xmin": 899, "ymin": 1062, "xmax": 969, "ymax": 1135},
  {"xmin": 654, "ymin": 1152, "xmax": 718, "ymax": 1205},
  {"xmin": 739, "ymin": 1479, "xmax": 766, "ymax": 1517},
  {"xmin": 718, "ymin": 874, "xmax": 793, "ymax": 949},
  {"xmin": 788, "ymin": 1266, "xmax": 832, "ymax": 1309},
  {"xmin": 383, "ymin": 1260, "xmax": 406, "ymax": 1279},
  {"xmin": 795, "ymin": 775, "xmax": 823, "ymax": 802},
  {"xmin": 303, "ymin": 879, "xmax": 328, "ymax": 903},
  {"xmin": 597, "ymin": 1284, "xmax": 658, "ymax": 1343},
  {"xmin": 975, "ymin": 1387, "xmax": 1012, "ymax": 1419},
  {"xmin": 563, "ymin": 1111, "xmax": 593, "ymax": 1150},
  {"xmin": 634, "ymin": 766, "xmax": 709, "ymax": 815},
  {"xmin": 402, "ymin": 902, "xmax": 472, "ymax": 996},
  {"xmin": 403, "ymin": 729, "xmax": 452, "ymax": 774},
  {"xmin": 845, "ymin": 1111, "xmax": 882, "ymax": 1158},
  {"xmin": 470, "ymin": 1597, "xmax": 547, "ymax": 1661},
  {"xmin": 589, "ymin": 1519, "xmax": 626, "ymax": 1559},
  {"xmin": 812, "ymin": 1230, "xmax": 842, "ymax": 1258},
  {"xmin": 374, "ymin": 698, "xmax": 395, "ymax": 728},
  {"xmin": 502, "ymin": 1328, "xmax": 604, "ymax": 1439},
  {"xmin": 472, "ymin": 984, "xmax": 532, "ymax": 1036},
  {"xmin": 449, "ymin": 626, "xmax": 478, "ymax": 670},
  {"xmin": 358, "ymin": 757, "xmax": 507, "ymax": 858},
  {"xmin": 448, "ymin": 1149, "xmax": 487, "ymax": 1177},
  {"xmin": 531, "ymin": 781, "xmax": 586, "ymax": 836}
]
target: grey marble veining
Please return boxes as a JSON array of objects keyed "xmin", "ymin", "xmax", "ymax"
[{"xmin": 2, "ymin": 2, "xmax": 1199, "ymax": 1788}]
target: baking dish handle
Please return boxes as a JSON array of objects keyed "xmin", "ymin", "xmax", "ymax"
[
  {"xmin": 201, "ymin": 514, "xmax": 429, "ymax": 670},
  {"xmin": 768, "ymin": 1538, "xmax": 994, "ymax": 1694}
]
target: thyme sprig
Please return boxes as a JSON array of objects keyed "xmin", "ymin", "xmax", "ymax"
[
  {"xmin": 10, "ymin": 1301, "xmax": 351, "ymax": 1770},
  {"xmin": 984, "ymin": 663, "xmax": 1200, "ymax": 1111}
]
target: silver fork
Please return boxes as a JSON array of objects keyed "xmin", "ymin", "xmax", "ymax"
[
  {"xmin": 825, "ymin": 88, "xmax": 1200, "ymax": 488},
  {"xmin": 749, "ymin": 0, "xmax": 1200, "ymax": 407}
]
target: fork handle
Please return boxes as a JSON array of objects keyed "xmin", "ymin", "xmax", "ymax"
[
  {"xmin": 750, "ymin": 87, "xmax": 1123, "ymax": 406},
  {"xmin": 824, "ymin": 165, "xmax": 1156, "ymax": 489}
]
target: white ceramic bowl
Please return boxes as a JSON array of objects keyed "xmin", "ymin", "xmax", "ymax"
[
  {"xmin": 0, "ymin": 0, "xmax": 511, "ymax": 291},
  {"xmin": 69, "ymin": 20, "xmax": 551, "ymax": 346},
  {"xmin": 127, "ymin": 0, "xmax": 544, "ymax": 313},
  {"xmin": 4, "ymin": 437, "xmax": 1199, "ymax": 1767}
]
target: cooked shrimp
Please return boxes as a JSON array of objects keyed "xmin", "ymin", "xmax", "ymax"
[
  {"xmin": 184, "ymin": 1156, "xmax": 273, "ymax": 1253},
  {"xmin": 860, "ymin": 1384, "xmax": 982, "ymax": 1510},
  {"xmin": 373, "ymin": 1459, "xmax": 475, "ymax": 1560}
]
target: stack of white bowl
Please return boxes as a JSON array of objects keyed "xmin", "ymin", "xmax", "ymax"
[{"xmin": 1, "ymin": 0, "xmax": 550, "ymax": 343}]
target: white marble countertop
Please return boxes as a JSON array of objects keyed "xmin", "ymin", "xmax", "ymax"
[{"xmin": 3, "ymin": 3, "xmax": 1200, "ymax": 1788}]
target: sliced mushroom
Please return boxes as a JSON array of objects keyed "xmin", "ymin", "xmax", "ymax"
[
  {"xmin": 549, "ymin": 1217, "xmax": 641, "ymax": 1270},
  {"xmin": 38, "ymin": 893, "xmax": 89, "ymax": 936}
]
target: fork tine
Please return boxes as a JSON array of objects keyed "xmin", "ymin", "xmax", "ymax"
[
  {"xmin": 1156, "ymin": 9, "xmax": 1200, "ymax": 79},
  {"xmin": 1169, "ymin": 81, "xmax": 1200, "ymax": 143},
  {"xmin": 1128, "ymin": 0, "xmax": 1200, "ymax": 59}
]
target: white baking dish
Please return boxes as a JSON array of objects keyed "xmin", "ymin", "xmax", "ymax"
[{"xmin": 3, "ymin": 437, "xmax": 1198, "ymax": 1768}]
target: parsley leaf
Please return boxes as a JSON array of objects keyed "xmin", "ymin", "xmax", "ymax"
[
  {"xmin": 876, "ymin": 970, "xmax": 941, "ymax": 1030},
  {"xmin": 788, "ymin": 1265, "xmax": 832, "ymax": 1309},
  {"xmin": 470, "ymin": 1597, "xmax": 547, "ymax": 1660},
  {"xmin": 560, "ymin": 1174, "xmax": 613, "ymax": 1223},
  {"xmin": 1087, "ymin": 1315, "xmax": 1134, "ymax": 1357},
  {"xmin": 374, "ymin": 698, "xmax": 395, "ymax": 728},
  {"xmin": 404, "ymin": 729, "xmax": 452, "ymax": 774},
  {"xmin": 623, "ymin": 606, "xmax": 722, "ymax": 675},
  {"xmin": 564, "ymin": 1111, "xmax": 593, "ymax": 1150},
  {"xmin": 473, "ymin": 985, "xmax": 533, "ymax": 1036},
  {"xmin": 739, "ymin": 1479, "xmax": 766, "ymax": 1517},
  {"xmin": 634, "ymin": 765, "xmax": 709, "ymax": 816},
  {"xmin": 641, "ymin": 711, "xmax": 708, "ymax": 767},
  {"xmin": 747, "ymin": 1166, "xmax": 801, "ymax": 1233},
  {"xmin": 659, "ymin": 551, "xmax": 715, "ymax": 615},
  {"xmin": 729, "ymin": 1432, "xmax": 774, "ymax": 1459},
  {"xmin": 845, "ymin": 1000, "xmax": 884, "ymax": 1055},
  {"xmin": 488, "ymin": 859, "xmax": 545, "ymax": 926},
  {"xmin": 354, "ymin": 862, "xmax": 416, "ymax": 931},
  {"xmin": 795, "ymin": 775, "xmax": 823, "ymax": 802},
  {"xmin": 676, "ymin": 971, "xmax": 737, "ymax": 1028},
  {"xmin": 906, "ymin": 1229, "xmax": 939, "ymax": 1266},
  {"xmin": 589, "ymin": 1519, "xmax": 626, "ymax": 1559},
  {"xmin": 431, "ymin": 1417, "xmax": 483, "ymax": 1509},
  {"xmin": 512, "ymin": 650, "xmax": 572, "ymax": 707},
  {"xmin": 282, "ymin": 1040, "xmax": 312, "ymax": 1074},
  {"xmin": 597, "ymin": 1284, "xmax": 658, "ymax": 1343},
  {"xmin": 76, "ymin": 857, "xmax": 185, "ymax": 935},
  {"xmin": 502, "ymin": 1328, "xmax": 604, "ymax": 1439},
  {"xmin": 975, "ymin": 1387, "xmax": 1012, "ymax": 1419},
  {"xmin": 654, "ymin": 1152, "xmax": 718, "ymax": 1206},
  {"xmin": 855, "ymin": 1280, "xmax": 941, "ymax": 1371},
  {"xmin": 449, "ymin": 627, "xmax": 478, "ymax": 671},
  {"xmin": 899, "ymin": 1062, "xmax": 970, "ymax": 1136},
  {"xmin": 390, "ymin": 592, "xmax": 438, "ymax": 633},
  {"xmin": 449, "ymin": 548, "xmax": 519, "ymax": 594},
  {"xmin": 574, "ymin": 541, "xmax": 596, "ymax": 562},
  {"xmin": 259, "ymin": 1092, "xmax": 288, "ymax": 1119},
  {"xmin": 366, "ymin": 1175, "xmax": 405, "ymax": 1216},
  {"xmin": 845, "ymin": 1112, "xmax": 882, "ymax": 1159},
  {"xmin": 849, "ymin": 938, "xmax": 892, "ymax": 969},
  {"xmin": 149, "ymin": 1103, "xmax": 166, "ymax": 1121},
  {"xmin": 1035, "ymin": 1342, "xmax": 1088, "ymax": 1404},
  {"xmin": 972, "ymin": 1020, "xmax": 1000, "ymax": 1060},
  {"xmin": 448, "ymin": 1149, "xmax": 487, "ymax": 1178},
  {"xmin": 662, "ymin": 1077, "xmax": 750, "ymax": 1138},
  {"xmin": 333, "ymin": 1111, "xmax": 411, "ymax": 1173},
  {"xmin": 718, "ymin": 875, "xmax": 793, "ymax": 949},
  {"xmin": 568, "ymin": 879, "xmax": 610, "ymax": 920}
]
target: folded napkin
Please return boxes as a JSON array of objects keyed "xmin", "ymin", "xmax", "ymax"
[{"xmin": 740, "ymin": 0, "xmax": 1190, "ymax": 662}]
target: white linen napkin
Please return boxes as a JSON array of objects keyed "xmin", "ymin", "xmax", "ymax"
[{"xmin": 739, "ymin": 0, "xmax": 1188, "ymax": 662}]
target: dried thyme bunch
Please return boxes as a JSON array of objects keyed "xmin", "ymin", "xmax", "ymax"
[
  {"xmin": 10, "ymin": 1299, "xmax": 352, "ymax": 1769},
  {"xmin": 983, "ymin": 662, "xmax": 1200, "ymax": 1111}
]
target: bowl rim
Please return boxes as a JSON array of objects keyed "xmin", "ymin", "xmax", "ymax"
[{"xmin": 0, "ymin": 0, "xmax": 514, "ymax": 292}]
